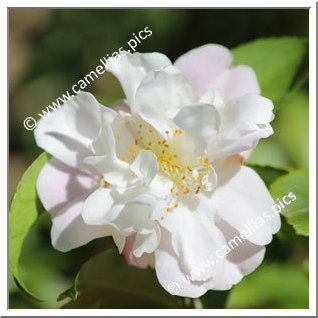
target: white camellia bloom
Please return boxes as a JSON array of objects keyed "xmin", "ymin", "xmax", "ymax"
[{"xmin": 35, "ymin": 44, "xmax": 280, "ymax": 297}]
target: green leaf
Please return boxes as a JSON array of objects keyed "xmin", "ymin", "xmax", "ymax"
[
  {"xmin": 61, "ymin": 249, "xmax": 182, "ymax": 309},
  {"xmin": 270, "ymin": 170, "xmax": 309, "ymax": 236},
  {"xmin": 226, "ymin": 263, "xmax": 309, "ymax": 309},
  {"xmin": 232, "ymin": 37, "xmax": 308, "ymax": 107},
  {"xmin": 57, "ymin": 273, "xmax": 79, "ymax": 301},
  {"xmin": 247, "ymin": 164, "xmax": 290, "ymax": 188},
  {"xmin": 9, "ymin": 151, "xmax": 51, "ymax": 299},
  {"xmin": 272, "ymin": 89, "xmax": 309, "ymax": 169}
]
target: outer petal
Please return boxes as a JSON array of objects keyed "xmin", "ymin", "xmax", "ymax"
[
  {"xmin": 155, "ymin": 228, "xmax": 208, "ymax": 298},
  {"xmin": 160, "ymin": 200, "xmax": 226, "ymax": 281},
  {"xmin": 174, "ymin": 44, "xmax": 233, "ymax": 94},
  {"xmin": 155, "ymin": 223, "xmax": 266, "ymax": 297},
  {"xmin": 34, "ymin": 92, "xmax": 114, "ymax": 172},
  {"xmin": 214, "ymin": 65, "xmax": 261, "ymax": 102},
  {"xmin": 50, "ymin": 195, "xmax": 108, "ymax": 252},
  {"xmin": 107, "ymin": 52, "xmax": 171, "ymax": 107},
  {"xmin": 37, "ymin": 158, "xmax": 97, "ymax": 214},
  {"xmin": 210, "ymin": 94, "xmax": 274, "ymax": 160},
  {"xmin": 123, "ymin": 235, "xmax": 155, "ymax": 269},
  {"xmin": 213, "ymin": 164, "xmax": 281, "ymax": 245}
]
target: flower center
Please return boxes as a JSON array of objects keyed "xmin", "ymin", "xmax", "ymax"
[{"xmin": 123, "ymin": 117, "xmax": 216, "ymax": 209}]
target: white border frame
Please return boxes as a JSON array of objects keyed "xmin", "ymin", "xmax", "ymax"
[{"xmin": 3, "ymin": 1, "xmax": 316, "ymax": 316}]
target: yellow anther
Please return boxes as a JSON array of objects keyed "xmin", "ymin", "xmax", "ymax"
[
  {"xmin": 179, "ymin": 130, "xmax": 183, "ymax": 134},
  {"xmin": 164, "ymin": 144, "xmax": 169, "ymax": 148},
  {"xmin": 162, "ymin": 150, "xmax": 165, "ymax": 154},
  {"xmin": 158, "ymin": 141, "xmax": 161, "ymax": 145},
  {"xmin": 177, "ymin": 182, "xmax": 181, "ymax": 186},
  {"xmin": 121, "ymin": 158, "xmax": 127, "ymax": 162},
  {"xmin": 139, "ymin": 124, "xmax": 143, "ymax": 128},
  {"xmin": 165, "ymin": 130, "xmax": 169, "ymax": 134},
  {"xmin": 171, "ymin": 163, "xmax": 181, "ymax": 168},
  {"xmin": 205, "ymin": 165, "xmax": 211, "ymax": 171},
  {"xmin": 161, "ymin": 216, "xmax": 164, "ymax": 220},
  {"xmin": 162, "ymin": 157, "xmax": 172, "ymax": 164},
  {"xmin": 130, "ymin": 147, "xmax": 136, "ymax": 152},
  {"xmin": 132, "ymin": 173, "xmax": 137, "ymax": 177},
  {"xmin": 174, "ymin": 204, "xmax": 178, "ymax": 208},
  {"xmin": 173, "ymin": 154, "xmax": 178, "ymax": 158},
  {"xmin": 148, "ymin": 141, "xmax": 152, "ymax": 146},
  {"xmin": 166, "ymin": 207, "xmax": 170, "ymax": 212},
  {"xmin": 104, "ymin": 181, "xmax": 109, "ymax": 188},
  {"xmin": 187, "ymin": 166, "xmax": 192, "ymax": 172},
  {"xmin": 140, "ymin": 136, "xmax": 143, "ymax": 140},
  {"xmin": 175, "ymin": 192, "xmax": 180, "ymax": 196},
  {"xmin": 181, "ymin": 184, "xmax": 185, "ymax": 188},
  {"xmin": 137, "ymin": 130, "xmax": 141, "ymax": 134},
  {"xmin": 162, "ymin": 139, "xmax": 166, "ymax": 144},
  {"xmin": 149, "ymin": 129, "xmax": 153, "ymax": 133},
  {"xmin": 204, "ymin": 157, "xmax": 208, "ymax": 164},
  {"xmin": 146, "ymin": 147, "xmax": 150, "ymax": 150},
  {"xmin": 135, "ymin": 140, "xmax": 138, "ymax": 146},
  {"xmin": 182, "ymin": 176, "xmax": 186, "ymax": 180}
]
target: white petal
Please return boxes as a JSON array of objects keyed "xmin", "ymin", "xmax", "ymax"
[
  {"xmin": 84, "ymin": 155, "xmax": 135, "ymax": 188},
  {"xmin": 130, "ymin": 150, "xmax": 158, "ymax": 185},
  {"xmin": 155, "ymin": 227, "xmax": 208, "ymax": 297},
  {"xmin": 174, "ymin": 44, "xmax": 233, "ymax": 94},
  {"xmin": 215, "ymin": 218, "xmax": 265, "ymax": 280},
  {"xmin": 173, "ymin": 103, "xmax": 220, "ymax": 154},
  {"xmin": 34, "ymin": 92, "xmax": 113, "ymax": 172},
  {"xmin": 37, "ymin": 158, "xmax": 97, "ymax": 214},
  {"xmin": 149, "ymin": 173, "xmax": 174, "ymax": 200},
  {"xmin": 51, "ymin": 196, "xmax": 107, "ymax": 252},
  {"xmin": 210, "ymin": 94, "xmax": 274, "ymax": 160},
  {"xmin": 133, "ymin": 225, "xmax": 161, "ymax": 257},
  {"xmin": 134, "ymin": 66, "xmax": 194, "ymax": 134},
  {"xmin": 81, "ymin": 188, "xmax": 118, "ymax": 225},
  {"xmin": 213, "ymin": 165, "xmax": 281, "ymax": 245},
  {"xmin": 161, "ymin": 203, "xmax": 225, "ymax": 281},
  {"xmin": 107, "ymin": 52, "xmax": 171, "ymax": 107}
]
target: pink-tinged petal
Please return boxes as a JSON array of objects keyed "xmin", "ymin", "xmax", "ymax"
[
  {"xmin": 37, "ymin": 158, "xmax": 97, "ymax": 214},
  {"xmin": 174, "ymin": 44, "xmax": 233, "ymax": 94},
  {"xmin": 34, "ymin": 92, "xmax": 116, "ymax": 172},
  {"xmin": 110, "ymin": 100, "xmax": 131, "ymax": 114},
  {"xmin": 213, "ymin": 165, "xmax": 281, "ymax": 246},
  {"xmin": 123, "ymin": 235, "xmax": 153, "ymax": 269},
  {"xmin": 50, "ymin": 195, "xmax": 107, "ymax": 252},
  {"xmin": 107, "ymin": 52, "xmax": 171, "ymax": 107},
  {"xmin": 215, "ymin": 65, "xmax": 261, "ymax": 102}
]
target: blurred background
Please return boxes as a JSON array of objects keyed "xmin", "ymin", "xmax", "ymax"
[{"xmin": 9, "ymin": 9, "xmax": 309, "ymax": 309}]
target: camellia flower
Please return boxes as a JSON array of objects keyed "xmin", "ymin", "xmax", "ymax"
[{"xmin": 35, "ymin": 44, "xmax": 280, "ymax": 297}]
